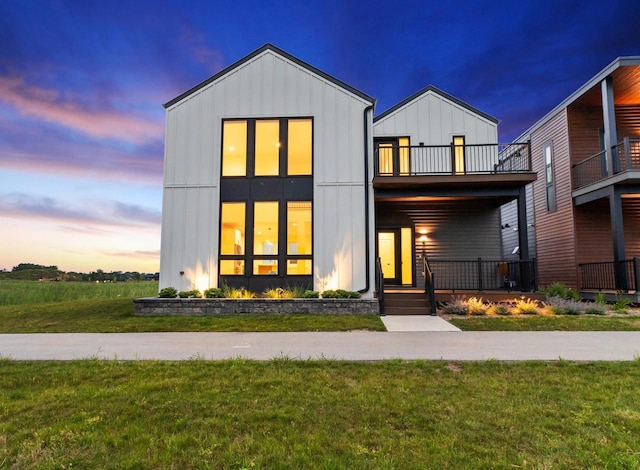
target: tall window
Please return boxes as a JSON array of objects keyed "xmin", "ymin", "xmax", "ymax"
[
  {"xmin": 544, "ymin": 142, "xmax": 556, "ymax": 212},
  {"xmin": 222, "ymin": 121, "xmax": 247, "ymax": 176},
  {"xmin": 220, "ymin": 118, "xmax": 313, "ymax": 286},
  {"xmin": 453, "ymin": 136, "xmax": 465, "ymax": 175}
]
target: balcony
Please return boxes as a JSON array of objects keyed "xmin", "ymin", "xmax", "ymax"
[
  {"xmin": 572, "ymin": 137, "xmax": 640, "ymax": 190},
  {"xmin": 373, "ymin": 142, "xmax": 534, "ymax": 190}
]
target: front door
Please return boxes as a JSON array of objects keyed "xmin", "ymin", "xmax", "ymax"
[{"xmin": 378, "ymin": 230, "xmax": 400, "ymax": 284}]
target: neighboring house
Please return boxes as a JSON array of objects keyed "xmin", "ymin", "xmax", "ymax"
[
  {"xmin": 514, "ymin": 57, "xmax": 640, "ymax": 294},
  {"xmin": 372, "ymin": 86, "xmax": 536, "ymax": 294},
  {"xmin": 160, "ymin": 44, "xmax": 537, "ymax": 303}
]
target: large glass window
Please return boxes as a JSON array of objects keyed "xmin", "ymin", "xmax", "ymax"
[
  {"xmin": 287, "ymin": 202, "xmax": 312, "ymax": 255},
  {"xmin": 288, "ymin": 119, "xmax": 312, "ymax": 175},
  {"xmin": 222, "ymin": 121, "xmax": 247, "ymax": 176},
  {"xmin": 253, "ymin": 202, "xmax": 279, "ymax": 256},
  {"xmin": 220, "ymin": 203, "xmax": 245, "ymax": 255},
  {"xmin": 255, "ymin": 120, "xmax": 280, "ymax": 176},
  {"xmin": 220, "ymin": 202, "xmax": 246, "ymax": 275}
]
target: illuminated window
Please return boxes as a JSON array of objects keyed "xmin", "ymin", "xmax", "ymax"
[
  {"xmin": 253, "ymin": 202, "xmax": 279, "ymax": 255},
  {"xmin": 220, "ymin": 203, "xmax": 245, "ymax": 255},
  {"xmin": 222, "ymin": 121, "xmax": 247, "ymax": 176},
  {"xmin": 288, "ymin": 119, "xmax": 312, "ymax": 175},
  {"xmin": 287, "ymin": 202, "xmax": 312, "ymax": 255},
  {"xmin": 253, "ymin": 260, "xmax": 278, "ymax": 275},
  {"xmin": 453, "ymin": 136, "xmax": 465, "ymax": 174},
  {"xmin": 398, "ymin": 137, "xmax": 410, "ymax": 175},
  {"xmin": 255, "ymin": 120, "xmax": 280, "ymax": 176},
  {"xmin": 220, "ymin": 260, "xmax": 244, "ymax": 275},
  {"xmin": 287, "ymin": 259, "xmax": 312, "ymax": 275}
]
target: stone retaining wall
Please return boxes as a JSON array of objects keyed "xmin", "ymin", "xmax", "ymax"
[{"xmin": 134, "ymin": 298, "xmax": 380, "ymax": 315}]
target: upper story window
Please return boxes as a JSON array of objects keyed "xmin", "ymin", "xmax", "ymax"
[
  {"xmin": 222, "ymin": 118, "xmax": 312, "ymax": 177},
  {"xmin": 544, "ymin": 141, "xmax": 556, "ymax": 212}
]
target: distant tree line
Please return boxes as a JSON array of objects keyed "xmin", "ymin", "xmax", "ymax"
[{"xmin": 0, "ymin": 263, "xmax": 159, "ymax": 282}]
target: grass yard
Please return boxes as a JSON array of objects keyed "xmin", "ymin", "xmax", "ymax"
[
  {"xmin": 1, "ymin": 359, "xmax": 640, "ymax": 468},
  {"xmin": 449, "ymin": 315, "xmax": 640, "ymax": 331},
  {"xmin": 0, "ymin": 280, "xmax": 159, "ymax": 305},
  {"xmin": 0, "ymin": 298, "xmax": 385, "ymax": 333}
]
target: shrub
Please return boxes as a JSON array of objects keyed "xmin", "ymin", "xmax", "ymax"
[
  {"xmin": 595, "ymin": 292, "xmax": 607, "ymax": 305},
  {"xmin": 302, "ymin": 290, "xmax": 320, "ymax": 298},
  {"xmin": 286, "ymin": 285, "xmax": 309, "ymax": 298},
  {"xmin": 263, "ymin": 287, "xmax": 293, "ymax": 299},
  {"xmin": 466, "ymin": 297, "xmax": 487, "ymax": 316},
  {"xmin": 441, "ymin": 297, "xmax": 469, "ymax": 315},
  {"xmin": 613, "ymin": 295, "xmax": 631, "ymax": 314},
  {"xmin": 486, "ymin": 302, "xmax": 510, "ymax": 316},
  {"xmin": 178, "ymin": 289, "xmax": 202, "ymax": 298},
  {"xmin": 321, "ymin": 290, "xmax": 339, "ymax": 299},
  {"xmin": 204, "ymin": 288, "xmax": 224, "ymax": 298},
  {"xmin": 158, "ymin": 287, "xmax": 178, "ymax": 298},
  {"xmin": 511, "ymin": 298, "xmax": 541, "ymax": 315},
  {"xmin": 543, "ymin": 296, "xmax": 584, "ymax": 315},
  {"xmin": 541, "ymin": 282, "xmax": 579, "ymax": 301},
  {"xmin": 585, "ymin": 303, "xmax": 606, "ymax": 315},
  {"xmin": 222, "ymin": 286, "xmax": 256, "ymax": 299},
  {"xmin": 321, "ymin": 289, "xmax": 361, "ymax": 299}
]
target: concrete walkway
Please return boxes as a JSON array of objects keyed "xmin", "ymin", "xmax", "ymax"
[
  {"xmin": 1, "ymin": 331, "xmax": 639, "ymax": 361},
  {"xmin": 381, "ymin": 315, "xmax": 461, "ymax": 331}
]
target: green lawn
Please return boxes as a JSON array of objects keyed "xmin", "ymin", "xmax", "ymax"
[
  {"xmin": 449, "ymin": 314, "xmax": 640, "ymax": 331},
  {"xmin": 1, "ymin": 359, "xmax": 639, "ymax": 468},
  {"xmin": 0, "ymin": 298, "xmax": 385, "ymax": 333}
]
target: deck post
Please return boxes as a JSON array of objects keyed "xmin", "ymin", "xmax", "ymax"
[
  {"xmin": 609, "ymin": 186, "xmax": 628, "ymax": 291},
  {"xmin": 517, "ymin": 186, "xmax": 532, "ymax": 290},
  {"xmin": 601, "ymin": 77, "xmax": 619, "ymax": 175},
  {"xmin": 477, "ymin": 257, "xmax": 483, "ymax": 291}
]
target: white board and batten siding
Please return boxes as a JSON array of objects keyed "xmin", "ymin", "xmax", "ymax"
[
  {"xmin": 160, "ymin": 48, "xmax": 375, "ymax": 296},
  {"xmin": 373, "ymin": 88, "xmax": 498, "ymax": 146}
]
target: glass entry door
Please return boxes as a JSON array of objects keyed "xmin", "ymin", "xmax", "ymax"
[
  {"xmin": 377, "ymin": 231, "xmax": 399, "ymax": 284},
  {"xmin": 377, "ymin": 228, "xmax": 414, "ymax": 286}
]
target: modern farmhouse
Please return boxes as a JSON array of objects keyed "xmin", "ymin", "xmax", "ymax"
[{"xmin": 159, "ymin": 44, "xmax": 539, "ymax": 311}]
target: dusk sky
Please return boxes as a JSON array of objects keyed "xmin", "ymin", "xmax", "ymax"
[{"xmin": 1, "ymin": 0, "xmax": 639, "ymax": 273}]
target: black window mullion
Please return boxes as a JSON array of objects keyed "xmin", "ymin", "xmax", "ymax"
[
  {"xmin": 280, "ymin": 118, "xmax": 288, "ymax": 176},
  {"xmin": 279, "ymin": 200, "xmax": 287, "ymax": 276},
  {"xmin": 246, "ymin": 201, "xmax": 255, "ymax": 276},
  {"xmin": 247, "ymin": 120, "xmax": 256, "ymax": 177}
]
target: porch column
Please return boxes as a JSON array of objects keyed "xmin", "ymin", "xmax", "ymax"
[
  {"xmin": 609, "ymin": 187, "xmax": 628, "ymax": 290},
  {"xmin": 517, "ymin": 186, "xmax": 532, "ymax": 290},
  {"xmin": 601, "ymin": 77, "xmax": 619, "ymax": 174}
]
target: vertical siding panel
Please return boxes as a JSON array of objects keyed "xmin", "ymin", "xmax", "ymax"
[
  {"xmin": 623, "ymin": 199, "xmax": 640, "ymax": 257},
  {"xmin": 531, "ymin": 109, "xmax": 578, "ymax": 287}
]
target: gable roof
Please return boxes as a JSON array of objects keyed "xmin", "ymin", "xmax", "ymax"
[
  {"xmin": 373, "ymin": 84, "xmax": 499, "ymax": 124},
  {"xmin": 164, "ymin": 43, "xmax": 376, "ymax": 109},
  {"xmin": 514, "ymin": 56, "xmax": 640, "ymax": 140}
]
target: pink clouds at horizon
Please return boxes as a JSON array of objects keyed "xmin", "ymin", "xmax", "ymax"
[{"xmin": 0, "ymin": 76, "xmax": 164, "ymax": 145}]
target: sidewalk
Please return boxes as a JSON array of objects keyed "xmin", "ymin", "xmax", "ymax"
[{"xmin": 1, "ymin": 331, "xmax": 639, "ymax": 361}]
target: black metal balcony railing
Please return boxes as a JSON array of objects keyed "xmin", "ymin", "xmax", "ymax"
[
  {"xmin": 572, "ymin": 137, "xmax": 640, "ymax": 189},
  {"xmin": 579, "ymin": 258, "xmax": 640, "ymax": 291},
  {"xmin": 428, "ymin": 258, "xmax": 537, "ymax": 292},
  {"xmin": 374, "ymin": 142, "xmax": 531, "ymax": 177}
]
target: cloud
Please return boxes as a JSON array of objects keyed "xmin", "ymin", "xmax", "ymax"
[
  {"xmin": 104, "ymin": 249, "xmax": 160, "ymax": 259},
  {"xmin": 0, "ymin": 76, "xmax": 163, "ymax": 144},
  {"xmin": 0, "ymin": 193, "xmax": 160, "ymax": 228}
]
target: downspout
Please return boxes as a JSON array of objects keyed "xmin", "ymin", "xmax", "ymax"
[{"xmin": 358, "ymin": 104, "xmax": 375, "ymax": 294}]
